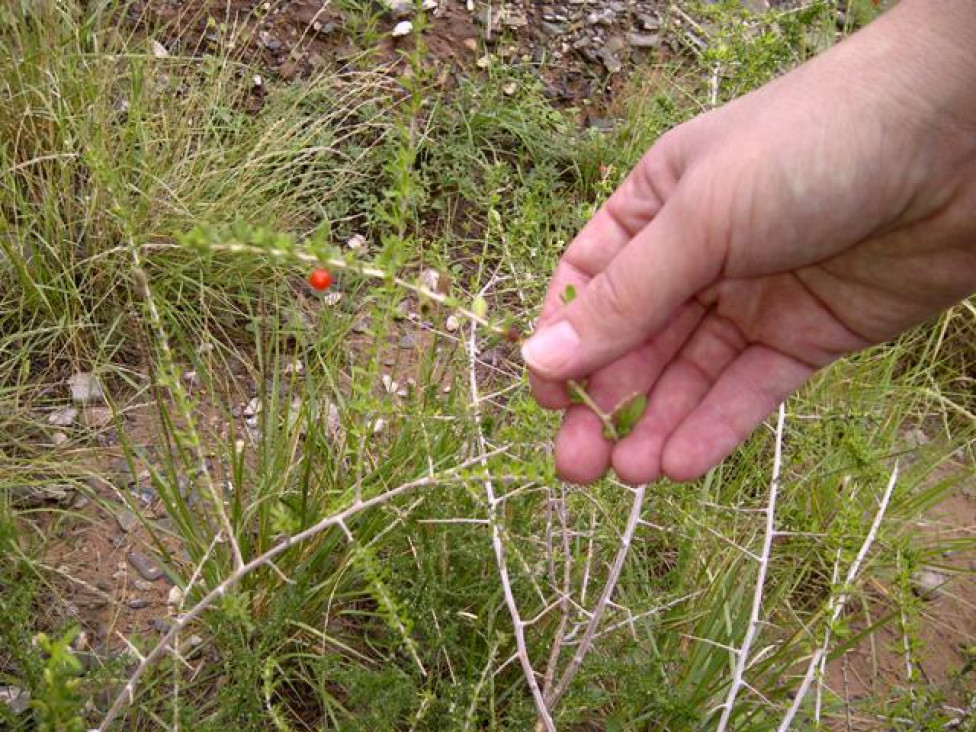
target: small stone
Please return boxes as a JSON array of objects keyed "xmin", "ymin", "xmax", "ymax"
[
  {"xmin": 48, "ymin": 406, "xmax": 78, "ymax": 427},
  {"xmin": 386, "ymin": 0, "xmax": 413, "ymax": 19},
  {"xmin": 258, "ymin": 30, "xmax": 281, "ymax": 50},
  {"xmin": 904, "ymin": 427, "xmax": 929, "ymax": 449},
  {"xmin": 0, "ymin": 685, "xmax": 31, "ymax": 715},
  {"xmin": 462, "ymin": 37, "xmax": 478, "ymax": 52},
  {"xmin": 127, "ymin": 551, "xmax": 164, "ymax": 582},
  {"xmin": 243, "ymin": 397, "xmax": 261, "ymax": 418},
  {"xmin": 85, "ymin": 406, "xmax": 113, "ymax": 429},
  {"xmin": 352, "ymin": 319, "xmax": 371, "ymax": 334},
  {"xmin": 398, "ymin": 333, "xmax": 418, "ymax": 349},
  {"xmin": 311, "ymin": 20, "xmax": 337, "ymax": 35},
  {"xmin": 372, "ymin": 418, "xmax": 387, "ymax": 436},
  {"xmin": 394, "ymin": 301, "xmax": 411, "ymax": 320},
  {"xmin": 346, "ymin": 233, "xmax": 366, "ymax": 250},
  {"xmin": 68, "ymin": 372, "xmax": 104, "ymax": 404},
  {"xmin": 420, "ymin": 268, "xmax": 441, "ymax": 292},
  {"xmin": 150, "ymin": 39, "xmax": 169, "ymax": 58},
  {"xmin": 626, "ymin": 32, "xmax": 660, "ymax": 49},
  {"xmin": 127, "ymin": 597, "xmax": 151, "ymax": 610},
  {"xmin": 167, "ymin": 585, "xmax": 184, "ymax": 607},
  {"xmin": 71, "ymin": 493, "xmax": 90, "ymax": 510},
  {"xmin": 502, "ymin": 81, "xmax": 518, "ymax": 96},
  {"xmin": 52, "ymin": 432, "xmax": 69, "ymax": 447},
  {"xmin": 282, "ymin": 359, "xmax": 304, "ymax": 376},
  {"xmin": 133, "ymin": 579, "xmax": 154, "ymax": 592},
  {"xmin": 445, "ymin": 315, "xmax": 460, "ymax": 332},
  {"xmin": 539, "ymin": 21, "xmax": 565, "ymax": 37},
  {"xmin": 501, "ymin": 10, "xmax": 528, "ymax": 28},
  {"xmin": 392, "ymin": 20, "xmax": 414, "ymax": 37},
  {"xmin": 476, "ymin": 54, "xmax": 492, "ymax": 70},
  {"xmin": 325, "ymin": 401, "xmax": 342, "ymax": 442},
  {"xmin": 151, "ymin": 617, "xmax": 174, "ymax": 633},
  {"xmin": 911, "ymin": 569, "xmax": 949, "ymax": 600}
]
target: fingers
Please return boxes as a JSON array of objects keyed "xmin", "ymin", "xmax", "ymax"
[
  {"xmin": 660, "ymin": 346, "xmax": 813, "ymax": 482},
  {"xmin": 522, "ymin": 182, "xmax": 724, "ymax": 383},
  {"xmin": 552, "ymin": 303, "xmax": 705, "ymax": 483},
  {"xmin": 611, "ymin": 312, "xmax": 746, "ymax": 484},
  {"xmin": 528, "ymin": 140, "xmax": 683, "ymax": 409}
]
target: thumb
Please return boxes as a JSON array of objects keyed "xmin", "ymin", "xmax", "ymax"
[{"xmin": 521, "ymin": 190, "xmax": 722, "ymax": 381}]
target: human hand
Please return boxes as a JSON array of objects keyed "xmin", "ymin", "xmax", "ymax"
[{"xmin": 523, "ymin": 0, "xmax": 976, "ymax": 485}]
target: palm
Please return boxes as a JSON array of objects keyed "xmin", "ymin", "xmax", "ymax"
[{"xmin": 527, "ymin": 23, "xmax": 976, "ymax": 484}]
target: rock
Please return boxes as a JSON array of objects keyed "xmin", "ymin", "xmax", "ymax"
[
  {"xmin": 150, "ymin": 39, "xmax": 169, "ymax": 58},
  {"xmin": 394, "ymin": 301, "xmax": 412, "ymax": 320},
  {"xmin": 115, "ymin": 508, "xmax": 139, "ymax": 534},
  {"xmin": 372, "ymin": 417, "xmax": 387, "ymax": 436},
  {"xmin": 502, "ymin": 81, "xmax": 518, "ymax": 95},
  {"xmin": 127, "ymin": 597, "xmax": 151, "ymax": 610},
  {"xmin": 398, "ymin": 333, "xmax": 418, "ymax": 349},
  {"xmin": 911, "ymin": 568, "xmax": 949, "ymax": 600},
  {"xmin": 385, "ymin": 0, "xmax": 413, "ymax": 19},
  {"xmin": 167, "ymin": 585, "xmax": 184, "ymax": 607},
  {"xmin": 133, "ymin": 579, "xmax": 154, "ymax": 592},
  {"xmin": 904, "ymin": 427, "xmax": 929, "ymax": 449},
  {"xmin": 596, "ymin": 47, "xmax": 623, "ymax": 74},
  {"xmin": 243, "ymin": 397, "xmax": 261, "ymax": 419},
  {"xmin": 311, "ymin": 20, "xmax": 337, "ymax": 35},
  {"xmin": 475, "ymin": 54, "xmax": 492, "ymax": 70},
  {"xmin": 626, "ymin": 32, "xmax": 660, "ymax": 49},
  {"xmin": 85, "ymin": 406, "xmax": 113, "ymax": 429},
  {"xmin": 48, "ymin": 406, "xmax": 78, "ymax": 427},
  {"xmin": 501, "ymin": 10, "xmax": 528, "ymax": 28},
  {"xmin": 539, "ymin": 21, "xmax": 565, "ymax": 38},
  {"xmin": 258, "ymin": 30, "xmax": 281, "ymax": 51},
  {"xmin": 151, "ymin": 617, "xmax": 174, "ymax": 633},
  {"xmin": 14, "ymin": 484, "xmax": 74, "ymax": 506},
  {"xmin": 392, "ymin": 20, "xmax": 414, "ymax": 37},
  {"xmin": 445, "ymin": 315, "xmax": 460, "ymax": 332},
  {"xmin": 52, "ymin": 432, "xmax": 69, "ymax": 447},
  {"xmin": 420, "ymin": 268, "xmax": 441, "ymax": 292},
  {"xmin": 346, "ymin": 233, "xmax": 366, "ymax": 250},
  {"xmin": 128, "ymin": 551, "xmax": 164, "ymax": 581},
  {"xmin": 352, "ymin": 319, "xmax": 371, "ymax": 334},
  {"xmin": 68, "ymin": 372, "xmax": 104, "ymax": 404},
  {"xmin": 0, "ymin": 685, "xmax": 31, "ymax": 715}
]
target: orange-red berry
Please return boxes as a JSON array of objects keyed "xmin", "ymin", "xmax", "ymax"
[{"xmin": 309, "ymin": 268, "xmax": 333, "ymax": 291}]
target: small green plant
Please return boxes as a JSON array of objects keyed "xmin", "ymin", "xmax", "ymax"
[{"xmin": 31, "ymin": 630, "xmax": 85, "ymax": 732}]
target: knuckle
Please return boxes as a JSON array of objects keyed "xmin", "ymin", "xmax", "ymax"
[{"xmin": 585, "ymin": 271, "xmax": 639, "ymax": 324}]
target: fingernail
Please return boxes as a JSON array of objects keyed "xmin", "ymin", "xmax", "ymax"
[{"xmin": 521, "ymin": 320, "xmax": 580, "ymax": 374}]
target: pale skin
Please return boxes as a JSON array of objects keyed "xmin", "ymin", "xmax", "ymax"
[{"xmin": 522, "ymin": 0, "xmax": 976, "ymax": 485}]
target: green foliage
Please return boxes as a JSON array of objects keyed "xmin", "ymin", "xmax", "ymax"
[
  {"xmin": 1, "ymin": 3, "xmax": 973, "ymax": 732},
  {"xmin": 31, "ymin": 630, "xmax": 85, "ymax": 732}
]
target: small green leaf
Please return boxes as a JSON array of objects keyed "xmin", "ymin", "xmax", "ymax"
[
  {"xmin": 567, "ymin": 379, "xmax": 588, "ymax": 404},
  {"xmin": 560, "ymin": 284, "xmax": 577, "ymax": 305},
  {"xmin": 472, "ymin": 295, "xmax": 488, "ymax": 319},
  {"xmin": 613, "ymin": 394, "xmax": 648, "ymax": 438}
]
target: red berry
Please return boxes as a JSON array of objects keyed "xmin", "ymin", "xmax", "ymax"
[{"xmin": 309, "ymin": 268, "xmax": 332, "ymax": 291}]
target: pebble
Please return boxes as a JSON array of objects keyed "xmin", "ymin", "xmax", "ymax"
[
  {"xmin": 398, "ymin": 333, "xmax": 418, "ymax": 349},
  {"xmin": 353, "ymin": 319, "xmax": 371, "ymax": 334},
  {"xmin": 0, "ymin": 685, "xmax": 31, "ymax": 715},
  {"xmin": 68, "ymin": 372, "xmax": 104, "ymax": 404},
  {"xmin": 346, "ymin": 233, "xmax": 366, "ymax": 250},
  {"xmin": 911, "ymin": 568, "xmax": 949, "ymax": 600},
  {"xmin": 48, "ymin": 406, "xmax": 78, "ymax": 427},
  {"xmin": 626, "ymin": 32, "xmax": 660, "ymax": 49},
  {"xmin": 150, "ymin": 39, "xmax": 169, "ymax": 58},
  {"xmin": 128, "ymin": 597, "xmax": 151, "ymax": 610},
  {"xmin": 51, "ymin": 432, "xmax": 69, "ymax": 447},
  {"xmin": 445, "ymin": 315, "xmax": 460, "ymax": 332},
  {"xmin": 116, "ymin": 509, "xmax": 140, "ymax": 533},
  {"xmin": 85, "ymin": 406, "xmax": 113, "ymax": 429},
  {"xmin": 392, "ymin": 20, "xmax": 414, "ymax": 37},
  {"xmin": 128, "ymin": 550, "xmax": 164, "ymax": 582},
  {"xmin": 167, "ymin": 585, "xmax": 185, "ymax": 607}
]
